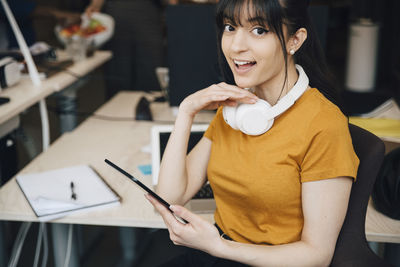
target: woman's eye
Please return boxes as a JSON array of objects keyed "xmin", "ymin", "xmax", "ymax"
[
  {"xmin": 224, "ymin": 24, "xmax": 235, "ymax": 32},
  {"xmin": 252, "ymin": 27, "xmax": 268, "ymax": 36}
]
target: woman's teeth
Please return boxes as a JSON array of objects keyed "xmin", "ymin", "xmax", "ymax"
[{"xmin": 234, "ymin": 60, "xmax": 256, "ymax": 68}]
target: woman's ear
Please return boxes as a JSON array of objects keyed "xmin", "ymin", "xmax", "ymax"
[{"xmin": 287, "ymin": 28, "xmax": 307, "ymax": 55}]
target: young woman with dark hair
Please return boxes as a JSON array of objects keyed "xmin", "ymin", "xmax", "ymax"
[{"xmin": 146, "ymin": 0, "xmax": 359, "ymax": 266}]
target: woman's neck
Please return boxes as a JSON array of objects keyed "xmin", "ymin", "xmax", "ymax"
[{"xmin": 254, "ymin": 63, "xmax": 299, "ymax": 105}]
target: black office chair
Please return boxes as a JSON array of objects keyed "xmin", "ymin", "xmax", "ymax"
[{"xmin": 330, "ymin": 124, "xmax": 392, "ymax": 266}]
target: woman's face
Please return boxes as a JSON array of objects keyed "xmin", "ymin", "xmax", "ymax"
[{"xmin": 221, "ymin": 7, "xmax": 286, "ymax": 92}]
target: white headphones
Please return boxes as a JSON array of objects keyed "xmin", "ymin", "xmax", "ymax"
[{"xmin": 222, "ymin": 64, "xmax": 309, "ymax": 136}]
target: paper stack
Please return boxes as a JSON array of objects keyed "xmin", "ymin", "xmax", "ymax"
[
  {"xmin": 16, "ymin": 165, "xmax": 120, "ymax": 221},
  {"xmin": 349, "ymin": 98, "xmax": 400, "ymax": 142}
]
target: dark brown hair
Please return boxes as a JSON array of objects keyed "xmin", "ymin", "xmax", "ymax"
[{"xmin": 215, "ymin": 0, "xmax": 341, "ymax": 109}]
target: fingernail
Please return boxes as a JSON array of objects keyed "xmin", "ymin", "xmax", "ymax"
[{"xmin": 169, "ymin": 205, "xmax": 177, "ymax": 212}]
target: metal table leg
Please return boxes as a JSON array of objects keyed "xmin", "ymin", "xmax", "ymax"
[{"xmin": 51, "ymin": 224, "xmax": 79, "ymax": 267}]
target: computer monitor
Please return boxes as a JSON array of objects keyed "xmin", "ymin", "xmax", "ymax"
[
  {"xmin": 151, "ymin": 124, "xmax": 208, "ymax": 185},
  {"xmin": 166, "ymin": 4, "xmax": 222, "ymax": 107},
  {"xmin": 150, "ymin": 124, "xmax": 216, "ymax": 213}
]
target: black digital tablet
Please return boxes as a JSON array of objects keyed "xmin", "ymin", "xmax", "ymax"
[{"xmin": 105, "ymin": 159, "xmax": 188, "ymax": 224}]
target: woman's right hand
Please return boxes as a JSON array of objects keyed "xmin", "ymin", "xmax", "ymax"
[{"xmin": 179, "ymin": 83, "xmax": 259, "ymax": 118}]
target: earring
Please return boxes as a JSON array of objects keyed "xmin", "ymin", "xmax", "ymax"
[{"xmin": 289, "ymin": 49, "xmax": 295, "ymax": 55}]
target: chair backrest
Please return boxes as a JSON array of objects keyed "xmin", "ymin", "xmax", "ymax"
[{"xmin": 330, "ymin": 124, "xmax": 391, "ymax": 266}]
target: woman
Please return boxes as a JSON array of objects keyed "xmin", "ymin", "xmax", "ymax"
[{"xmin": 146, "ymin": 0, "xmax": 360, "ymax": 266}]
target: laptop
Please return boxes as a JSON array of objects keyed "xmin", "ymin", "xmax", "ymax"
[{"xmin": 151, "ymin": 124, "xmax": 216, "ymax": 213}]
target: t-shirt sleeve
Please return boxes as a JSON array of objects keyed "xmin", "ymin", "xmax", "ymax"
[
  {"xmin": 300, "ymin": 113, "xmax": 359, "ymax": 183},
  {"xmin": 203, "ymin": 107, "xmax": 222, "ymax": 141}
]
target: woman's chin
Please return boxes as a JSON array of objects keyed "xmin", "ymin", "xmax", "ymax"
[
  {"xmin": 235, "ymin": 82, "xmax": 255, "ymax": 89},
  {"xmin": 233, "ymin": 77, "xmax": 257, "ymax": 89}
]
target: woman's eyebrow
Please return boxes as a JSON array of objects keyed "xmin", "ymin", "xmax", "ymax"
[
  {"xmin": 247, "ymin": 16, "xmax": 268, "ymax": 25},
  {"xmin": 223, "ymin": 15, "xmax": 238, "ymax": 25}
]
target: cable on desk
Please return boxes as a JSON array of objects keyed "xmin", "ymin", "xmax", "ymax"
[
  {"xmin": 39, "ymin": 64, "xmax": 82, "ymax": 79},
  {"xmin": 45, "ymin": 105, "xmax": 212, "ymax": 124},
  {"xmin": 59, "ymin": 69, "xmax": 82, "ymax": 79},
  {"xmin": 45, "ymin": 105, "xmax": 175, "ymax": 123},
  {"xmin": 46, "ymin": 105, "xmax": 135, "ymax": 121}
]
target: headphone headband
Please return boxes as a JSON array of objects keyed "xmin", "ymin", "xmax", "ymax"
[
  {"xmin": 222, "ymin": 64, "xmax": 310, "ymax": 135},
  {"xmin": 265, "ymin": 64, "xmax": 309, "ymax": 119}
]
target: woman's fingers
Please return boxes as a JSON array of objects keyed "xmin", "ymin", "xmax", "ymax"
[
  {"xmin": 180, "ymin": 82, "xmax": 259, "ymax": 116},
  {"xmin": 213, "ymin": 84, "xmax": 258, "ymax": 103},
  {"xmin": 216, "ymin": 82, "xmax": 257, "ymax": 96},
  {"xmin": 145, "ymin": 194, "xmax": 190, "ymax": 245},
  {"xmin": 207, "ymin": 86, "xmax": 256, "ymax": 102},
  {"xmin": 221, "ymin": 99, "xmax": 239, "ymax": 107},
  {"xmin": 207, "ymin": 91, "xmax": 257, "ymax": 107},
  {"xmin": 170, "ymin": 205, "xmax": 201, "ymax": 225},
  {"xmin": 145, "ymin": 194, "xmax": 222, "ymax": 250},
  {"xmin": 145, "ymin": 194, "xmax": 186, "ymax": 227}
]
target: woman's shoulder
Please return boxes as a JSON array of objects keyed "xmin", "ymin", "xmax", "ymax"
[
  {"xmin": 303, "ymin": 88, "xmax": 346, "ymax": 121},
  {"xmin": 299, "ymin": 88, "xmax": 349, "ymax": 135}
]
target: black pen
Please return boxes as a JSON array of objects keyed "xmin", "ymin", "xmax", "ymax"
[{"xmin": 70, "ymin": 181, "xmax": 77, "ymax": 200}]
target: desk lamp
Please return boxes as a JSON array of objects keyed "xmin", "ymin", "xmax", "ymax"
[{"xmin": 0, "ymin": 0, "xmax": 50, "ymax": 151}]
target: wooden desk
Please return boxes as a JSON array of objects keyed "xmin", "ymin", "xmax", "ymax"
[
  {"xmin": 0, "ymin": 51, "xmax": 113, "ymax": 267},
  {"xmin": 0, "ymin": 91, "xmax": 399, "ymax": 243},
  {"xmin": 0, "ymin": 50, "xmax": 112, "ymax": 125},
  {"xmin": 0, "ymin": 91, "xmax": 214, "ymax": 228}
]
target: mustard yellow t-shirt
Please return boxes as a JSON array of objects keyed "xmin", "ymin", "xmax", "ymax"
[{"xmin": 204, "ymin": 88, "xmax": 359, "ymax": 245}]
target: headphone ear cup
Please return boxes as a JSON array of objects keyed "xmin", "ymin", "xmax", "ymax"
[
  {"xmin": 222, "ymin": 105, "xmax": 239, "ymax": 130},
  {"xmin": 236, "ymin": 100, "xmax": 274, "ymax": 135}
]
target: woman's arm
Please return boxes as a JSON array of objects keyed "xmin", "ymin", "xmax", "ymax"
[
  {"xmin": 155, "ymin": 112, "xmax": 207, "ymax": 205},
  {"xmin": 149, "ymin": 176, "xmax": 352, "ymax": 267},
  {"xmin": 156, "ymin": 83, "xmax": 258, "ymax": 205},
  {"xmin": 214, "ymin": 177, "xmax": 353, "ymax": 266}
]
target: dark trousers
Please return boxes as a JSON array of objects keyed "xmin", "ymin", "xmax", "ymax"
[
  {"xmin": 157, "ymin": 225, "xmax": 249, "ymax": 267},
  {"xmin": 157, "ymin": 248, "xmax": 249, "ymax": 267}
]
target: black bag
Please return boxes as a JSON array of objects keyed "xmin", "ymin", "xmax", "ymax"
[{"xmin": 372, "ymin": 147, "xmax": 400, "ymax": 220}]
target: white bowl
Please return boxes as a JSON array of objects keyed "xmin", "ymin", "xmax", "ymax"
[{"xmin": 55, "ymin": 12, "xmax": 114, "ymax": 48}]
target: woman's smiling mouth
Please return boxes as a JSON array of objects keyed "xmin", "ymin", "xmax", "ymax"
[{"xmin": 233, "ymin": 59, "xmax": 257, "ymax": 73}]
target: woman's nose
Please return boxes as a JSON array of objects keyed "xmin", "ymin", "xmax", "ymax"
[{"xmin": 230, "ymin": 30, "xmax": 248, "ymax": 52}]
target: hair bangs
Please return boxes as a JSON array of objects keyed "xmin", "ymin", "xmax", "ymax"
[{"xmin": 217, "ymin": 0, "xmax": 282, "ymax": 32}]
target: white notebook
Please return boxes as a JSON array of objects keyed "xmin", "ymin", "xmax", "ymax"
[{"xmin": 16, "ymin": 165, "xmax": 120, "ymax": 222}]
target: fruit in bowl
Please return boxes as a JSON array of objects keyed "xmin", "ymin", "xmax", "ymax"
[
  {"xmin": 56, "ymin": 13, "xmax": 114, "ymax": 47},
  {"xmin": 83, "ymin": 19, "xmax": 106, "ymax": 36},
  {"xmin": 59, "ymin": 24, "xmax": 80, "ymax": 38},
  {"xmin": 60, "ymin": 18, "xmax": 106, "ymax": 38}
]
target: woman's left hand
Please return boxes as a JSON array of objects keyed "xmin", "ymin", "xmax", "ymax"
[{"xmin": 145, "ymin": 193, "xmax": 222, "ymax": 255}]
